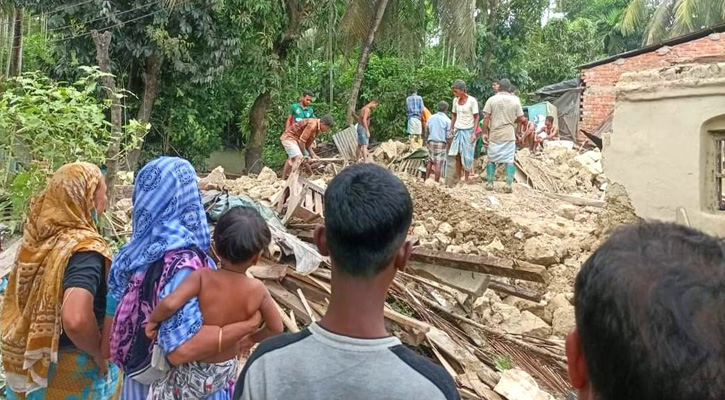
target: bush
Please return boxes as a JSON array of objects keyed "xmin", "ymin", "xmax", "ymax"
[{"xmin": 0, "ymin": 67, "xmax": 134, "ymax": 221}]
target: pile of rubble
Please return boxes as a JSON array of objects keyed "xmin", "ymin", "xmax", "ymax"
[{"xmin": 515, "ymin": 145, "xmax": 606, "ymax": 198}]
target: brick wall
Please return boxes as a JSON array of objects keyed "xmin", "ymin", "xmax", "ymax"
[{"xmin": 580, "ymin": 32, "xmax": 725, "ymax": 136}]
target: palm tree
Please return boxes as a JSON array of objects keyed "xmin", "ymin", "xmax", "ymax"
[
  {"xmin": 622, "ymin": 0, "xmax": 725, "ymax": 44},
  {"xmin": 340, "ymin": 0, "xmax": 477, "ymax": 124}
]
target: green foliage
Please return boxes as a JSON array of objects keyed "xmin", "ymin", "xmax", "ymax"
[
  {"xmin": 524, "ymin": 18, "xmax": 602, "ymax": 91},
  {"xmin": 340, "ymin": 55, "xmax": 473, "ymax": 141},
  {"xmin": 622, "ymin": 0, "xmax": 725, "ymax": 44},
  {"xmin": 0, "ymin": 68, "xmax": 110, "ymax": 219},
  {"xmin": 495, "ymin": 354, "xmax": 515, "ymax": 371}
]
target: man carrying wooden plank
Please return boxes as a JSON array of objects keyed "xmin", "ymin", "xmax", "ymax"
[{"xmin": 234, "ymin": 164, "xmax": 458, "ymax": 400}]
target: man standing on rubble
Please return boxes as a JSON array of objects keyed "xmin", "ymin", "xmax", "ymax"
[
  {"xmin": 234, "ymin": 164, "xmax": 459, "ymax": 400},
  {"xmin": 482, "ymin": 78, "xmax": 525, "ymax": 193},
  {"xmin": 356, "ymin": 100, "xmax": 378, "ymax": 162},
  {"xmin": 425, "ymin": 101, "xmax": 451, "ymax": 182},
  {"xmin": 406, "ymin": 87, "xmax": 425, "ymax": 148},
  {"xmin": 448, "ymin": 79, "xmax": 479, "ymax": 184}
]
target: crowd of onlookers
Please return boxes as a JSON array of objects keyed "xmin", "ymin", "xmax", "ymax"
[{"xmin": 1, "ymin": 89, "xmax": 723, "ymax": 400}]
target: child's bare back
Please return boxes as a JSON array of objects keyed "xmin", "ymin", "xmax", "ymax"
[
  {"xmin": 196, "ymin": 268, "xmax": 271, "ymax": 362},
  {"xmin": 145, "ymin": 206, "xmax": 283, "ymax": 365}
]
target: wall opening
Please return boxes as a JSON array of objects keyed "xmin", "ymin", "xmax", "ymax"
[
  {"xmin": 707, "ymin": 129, "xmax": 725, "ymax": 212},
  {"xmin": 716, "ymin": 133, "xmax": 725, "ymax": 211}
]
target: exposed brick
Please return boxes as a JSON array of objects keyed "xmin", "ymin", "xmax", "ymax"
[{"xmin": 579, "ymin": 34, "xmax": 725, "ymax": 134}]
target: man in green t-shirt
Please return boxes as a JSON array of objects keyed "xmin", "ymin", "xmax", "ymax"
[{"xmin": 286, "ymin": 90, "xmax": 315, "ymax": 130}]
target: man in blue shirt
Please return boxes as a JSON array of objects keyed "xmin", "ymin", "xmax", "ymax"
[
  {"xmin": 406, "ymin": 88, "xmax": 425, "ymax": 148},
  {"xmin": 424, "ymin": 101, "xmax": 451, "ymax": 182}
]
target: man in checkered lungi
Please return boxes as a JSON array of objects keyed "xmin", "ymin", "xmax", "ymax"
[{"xmin": 424, "ymin": 101, "xmax": 451, "ymax": 182}]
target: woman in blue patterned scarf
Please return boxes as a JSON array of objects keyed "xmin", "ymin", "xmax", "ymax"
[{"xmin": 105, "ymin": 157, "xmax": 261, "ymax": 399}]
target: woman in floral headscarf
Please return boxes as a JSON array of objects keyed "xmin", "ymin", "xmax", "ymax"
[
  {"xmin": 1, "ymin": 162, "xmax": 119, "ymax": 399},
  {"xmin": 106, "ymin": 157, "xmax": 261, "ymax": 399}
]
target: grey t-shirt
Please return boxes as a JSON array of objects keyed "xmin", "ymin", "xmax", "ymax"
[
  {"xmin": 483, "ymin": 93, "xmax": 524, "ymax": 143},
  {"xmin": 234, "ymin": 322, "xmax": 459, "ymax": 400}
]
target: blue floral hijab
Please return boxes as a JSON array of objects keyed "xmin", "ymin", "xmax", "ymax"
[{"xmin": 108, "ymin": 156, "xmax": 213, "ymax": 302}]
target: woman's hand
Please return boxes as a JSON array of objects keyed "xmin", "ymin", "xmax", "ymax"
[{"xmin": 145, "ymin": 320, "xmax": 159, "ymax": 340}]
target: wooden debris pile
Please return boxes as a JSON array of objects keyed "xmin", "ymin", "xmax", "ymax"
[
  {"xmin": 249, "ymin": 250, "xmax": 571, "ymax": 399},
  {"xmin": 261, "ymin": 171, "xmax": 572, "ymax": 400}
]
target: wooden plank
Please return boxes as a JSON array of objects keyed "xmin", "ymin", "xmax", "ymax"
[
  {"xmin": 304, "ymin": 189, "xmax": 314, "ymax": 210},
  {"xmin": 287, "ymin": 270, "xmax": 332, "ymax": 294},
  {"xmin": 248, "ymin": 263, "xmax": 287, "ymax": 280},
  {"xmin": 410, "ymin": 248, "xmax": 549, "ymax": 284},
  {"xmin": 314, "ymin": 193, "xmax": 323, "ymax": 217},
  {"xmin": 271, "ymin": 297, "xmax": 299, "ymax": 333},
  {"xmin": 383, "ymin": 307, "xmax": 431, "ymax": 346},
  {"xmin": 281, "ymin": 276, "xmax": 330, "ymax": 305},
  {"xmin": 408, "ymin": 262, "xmax": 490, "ymax": 297},
  {"xmin": 488, "ymin": 280, "xmax": 543, "ymax": 303},
  {"xmin": 297, "ymin": 288, "xmax": 317, "ymax": 322},
  {"xmin": 545, "ymin": 192, "xmax": 605, "ymax": 208},
  {"xmin": 265, "ymin": 280, "xmax": 320, "ymax": 325}
]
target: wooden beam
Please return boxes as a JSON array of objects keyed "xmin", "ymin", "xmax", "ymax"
[
  {"xmin": 248, "ymin": 263, "xmax": 288, "ymax": 280},
  {"xmin": 407, "ymin": 262, "xmax": 490, "ymax": 297},
  {"xmin": 271, "ymin": 297, "xmax": 299, "ymax": 333},
  {"xmin": 383, "ymin": 306, "xmax": 430, "ymax": 346},
  {"xmin": 410, "ymin": 248, "xmax": 549, "ymax": 284},
  {"xmin": 265, "ymin": 281, "xmax": 321, "ymax": 325},
  {"xmin": 545, "ymin": 192, "xmax": 605, "ymax": 208},
  {"xmin": 488, "ymin": 280, "xmax": 543, "ymax": 303}
]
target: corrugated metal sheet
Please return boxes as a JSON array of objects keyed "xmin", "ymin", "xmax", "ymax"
[{"xmin": 332, "ymin": 126, "xmax": 358, "ymax": 161}]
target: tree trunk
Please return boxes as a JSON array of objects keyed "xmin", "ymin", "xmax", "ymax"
[
  {"xmin": 245, "ymin": 91, "xmax": 271, "ymax": 174},
  {"xmin": 345, "ymin": 0, "xmax": 389, "ymax": 125},
  {"xmin": 92, "ymin": 31, "xmax": 123, "ymax": 208},
  {"xmin": 244, "ymin": 0, "xmax": 307, "ymax": 173},
  {"xmin": 8, "ymin": 7, "xmax": 23, "ymax": 76},
  {"xmin": 126, "ymin": 55, "xmax": 162, "ymax": 169}
]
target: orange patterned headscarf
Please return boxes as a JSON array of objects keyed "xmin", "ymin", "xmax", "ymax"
[{"xmin": 0, "ymin": 162, "xmax": 111, "ymax": 395}]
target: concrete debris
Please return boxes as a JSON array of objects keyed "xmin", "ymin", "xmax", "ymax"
[
  {"xmin": 515, "ymin": 147, "xmax": 606, "ymax": 197},
  {"xmin": 494, "ymin": 369, "xmax": 555, "ymax": 400},
  {"xmin": 484, "ymin": 237, "xmax": 505, "ymax": 252},
  {"xmin": 552, "ymin": 304, "xmax": 576, "ymax": 337},
  {"xmin": 456, "ymin": 220, "xmax": 473, "ymax": 234},
  {"xmin": 483, "ymin": 302, "xmax": 523, "ymax": 335},
  {"xmin": 446, "ymin": 245, "xmax": 464, "ymax": 254},
  {"xmin": 433, "ymin": 233, "xmax": 452, "ymax": 246},
  {"xmin": 257, "ymin": 167, "xmax": 278, "ymax": 185},
  {"xmin": 556, "ymin": 204, "xmax": 578, "ymax": 221},
  {"xmin": 523, "ymin": 236, "xmax": 563, "ymax": 266},
  {"xmin": 520, "ymin": 311, "xmax": 552, "ymax": 338},
  {"xmin": 544, "ymin": 293, "xmax": 572, "ymax": 324},
  {"xmin": 437, "ymin": 222, "xmax": 454, "ymax": 235},
  {"xmin": 412, "ymin": 225, "xmax": 429, "ymax": 237}
]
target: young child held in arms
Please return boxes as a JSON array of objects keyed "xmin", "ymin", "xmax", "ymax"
[{"xmin": 145, "ymin": 206, "xmax": 284, "ymax": 400}]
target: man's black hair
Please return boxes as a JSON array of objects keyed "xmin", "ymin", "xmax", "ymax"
[
  {"xmin": 214, "ymin": 206, "xmax": 271, "ymax": 264},
  {"xmin": 409, "ymin": 86, "xmax": 418, "ymax": 95},
  {"xmin": 575, "ymin": 222, "xmax": 725, "ymax": 400},
  {"xmin": 302, "ymin": 90, "xmax": 314, "ymax": 98},
  {"xmin": 320, "ymin": 115, "xmax": 334, "ymax": 128},
  {"xmin": 437, "ymin": 101, "xmax": 449, "ymax": 113},
  {"xmin": 323, "ymin": 164, "xmax": 413, "ymax": 278},
  {"xmin": 546, "ymin": 116, "xmax": 554, "ymax": 123}
]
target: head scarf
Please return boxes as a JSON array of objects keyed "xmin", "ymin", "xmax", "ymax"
[
  {"xmin": 108, "ymin": 157, "xmax": 212, "ymax": 302},
  {"xmin": 0, "ymin": 162, "xmax": 111, "ymax": 395}
]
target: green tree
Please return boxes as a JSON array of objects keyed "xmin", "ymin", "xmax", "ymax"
[{"xmin": 622, "ymin": 0, "xmax": 725, "ymax": 44}]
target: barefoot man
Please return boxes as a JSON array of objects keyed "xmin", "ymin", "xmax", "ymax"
[
  {"xmin": 448, "ymin": 79, "xmax": 479, "ymax": 184},
  {"xmin": 356, "ymin": 100, "xmax": 378, "ymax": 162}
]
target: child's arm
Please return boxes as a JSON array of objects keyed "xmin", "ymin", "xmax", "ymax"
[
  {"xmin": 245, "ymin": 288, "xmax": 284, "ymax": 346},
  {"xmin": 145, "ymin": 270, "xmax": 204, "ymax": 339}
]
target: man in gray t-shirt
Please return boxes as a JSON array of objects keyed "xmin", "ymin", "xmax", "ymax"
[
  {"xmin": 234, "ymin": 164, "xmax": 458, "ymax": 400},
  {"xmin": 482, "ymin": 78, "xmax": 525, "ymax": 193}
]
